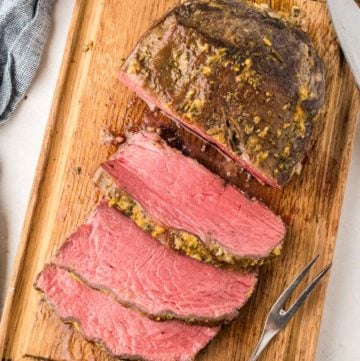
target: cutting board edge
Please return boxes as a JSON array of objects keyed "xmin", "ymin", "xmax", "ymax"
[{"xmin": 0, "ymin": 1, "xmax": 87, "ymax": 357}]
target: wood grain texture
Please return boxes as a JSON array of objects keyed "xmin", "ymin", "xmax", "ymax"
[{"xmin": 0, "ymin": 0, "xmax": 359, "ymax": 360}]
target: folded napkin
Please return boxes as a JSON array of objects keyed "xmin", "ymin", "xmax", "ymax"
[{"xmin": 0, "ymin": 0, "xmax": 55, "ymax": 124}]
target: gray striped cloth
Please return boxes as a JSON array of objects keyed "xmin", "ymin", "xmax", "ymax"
[{"xmin": 0, "ymin": 0, "xmax": 55, "ymax": 124}]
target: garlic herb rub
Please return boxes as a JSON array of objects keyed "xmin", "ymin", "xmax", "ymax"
[
  {"xmin": 120, "ymin": 0, "xmax": 325, "ymax": 188},
  {"xmin": 96, "ymin": 131, "xmax": 285, "ymax": 265}
]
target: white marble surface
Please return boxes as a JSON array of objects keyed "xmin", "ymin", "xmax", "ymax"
[{"xmin": 0, "ymin": 1, "xmax": 359, "ymax": 360}]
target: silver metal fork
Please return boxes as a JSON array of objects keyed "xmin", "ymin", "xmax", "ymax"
[{"xmin": 249, "ymin": 255, "xmax": 332, "ymax": 361}]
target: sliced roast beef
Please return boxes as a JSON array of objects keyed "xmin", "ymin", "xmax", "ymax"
[
  {"xmin": 35, "ymin": 265, "xmax": 219, "ymax": 361},
  {"xmin": 119, "ymin": 0, "xmax": 325, "ymax": 188},
  {"xmin": 54, "ymin": 201, "xmax": 257, "ymax": 324},
  {"xmin": 97, "ymin": 131, "xmax": 285, "ymax": 265}
]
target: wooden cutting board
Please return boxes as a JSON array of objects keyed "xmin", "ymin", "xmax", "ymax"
[{"xmin": 0, "ymin": 0, "xmax": 359, "ymax": 360}]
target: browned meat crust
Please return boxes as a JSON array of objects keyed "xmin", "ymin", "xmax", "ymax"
[{"xmin": 120, "ymin": 0, "xmax": 325, "ymax": 187}]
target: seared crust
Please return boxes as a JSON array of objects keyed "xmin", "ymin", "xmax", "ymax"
[{"xmin": 120, "ymin": 0, "xmax": 325, "ymax": 187}]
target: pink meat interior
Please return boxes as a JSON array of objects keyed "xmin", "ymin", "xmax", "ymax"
[
  {"xmin": 55, "ymin": 202, "xmax": 257, "ymax": 322},
  {"xmin": 102, "ymin": 131, "xmax": 285, "ymax": 259},
  {"xmin": 36, "ymin": 265, "xmax": 219, "ymax": 361},
  {"xmin": 119, "ymin": 71, "xmax": 280, "ymax": 189}
]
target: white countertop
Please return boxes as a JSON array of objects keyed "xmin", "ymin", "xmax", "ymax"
[{"xmin": 0, "ymin": 2, "xmax": 359, "ymax": 360}]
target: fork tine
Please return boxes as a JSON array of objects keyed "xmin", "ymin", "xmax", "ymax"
[
  {"xmin": 283, "ymin": 263, "xmax": 332, "ymax": 320},
  {"xmin": 270, "ymin": 255, "xmax": 320, "ymax": 313},
  {"xmin": 249, "ymin": 258, "xmax": 332, "ymax": 361}
]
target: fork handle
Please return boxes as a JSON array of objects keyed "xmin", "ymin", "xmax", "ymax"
[{"xmin": 249, "ymin": 328, "xmax": 278, "ymax": 361}]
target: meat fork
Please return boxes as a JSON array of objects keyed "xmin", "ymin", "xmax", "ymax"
[{"xmin": 249, "ymin": 255, "xmax": 332, "ymax": 361}]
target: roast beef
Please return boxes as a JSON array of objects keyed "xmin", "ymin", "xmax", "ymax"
[
  {"xmin": 35, "ymin": 265, "xmax": 219, "ymax": 361},
  {"xmin": 96, "ymin": 131, "xmax": 285, "ymax": 265},
  {"xmin": 119, "ymin": 0, "xmax": 325, "ymax": 188},
  {"xmin": 54, "ymin": 201, "xmax": 257, "ymax": 324}
]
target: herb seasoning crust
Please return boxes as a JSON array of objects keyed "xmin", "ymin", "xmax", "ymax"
[{"xmin": 120, "ymin": 0, "xmax": 325, "ymax": 187}]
